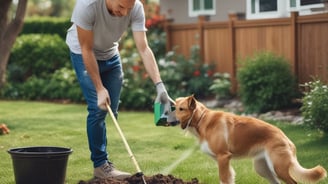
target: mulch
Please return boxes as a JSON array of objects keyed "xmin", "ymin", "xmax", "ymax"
[{"xmin": 78, "ymin": 173, "xmax": 200, "ymax": 184}]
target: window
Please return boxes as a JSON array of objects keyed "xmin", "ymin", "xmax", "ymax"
[
  {"xmin": 247, "ymin": 0, "xmax": 325, "ymax": 19},
  {"xmin": 288, "ymin": 0, "xmax": 325, "ymax": 13},
  {"xmin": 259, "ymin": 0, "xmax": 278, "ymax": 12},
  {"xmin": 188, "ymin": 0, "xmax": 216, "ymax": 17},
  {"xmin": 301, "ymin": 0, "xmax": 322, "ymax": 6},
  {"xmin": 247, "ymin": 0, "xmax": 287, "ymax": 19}
]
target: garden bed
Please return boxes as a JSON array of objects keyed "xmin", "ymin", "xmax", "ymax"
[{"xmin": 78, "ymin": 173, "xmax": 200, "ymax": 184}]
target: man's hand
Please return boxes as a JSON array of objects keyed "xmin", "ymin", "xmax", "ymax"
[
  {"xmin": 155, "ymin": 82, "xmax": 175, "ymax": 121},
  {"xmin": 97, "ymin": 87, "xmax": 111, "ymax": 110},
  {"xmin": 155, "ymin": 82, "xmax": 171, "ymax": 104}
]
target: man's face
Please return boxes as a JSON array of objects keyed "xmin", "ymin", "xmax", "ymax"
[{"xmin": 107, "ymin": 0, "xmax": 135, "ymax": 17}]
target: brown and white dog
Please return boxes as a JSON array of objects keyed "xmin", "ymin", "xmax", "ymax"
[{"xmin": 174, "ymin": 95, "xmax": 326, "ymax": 184}]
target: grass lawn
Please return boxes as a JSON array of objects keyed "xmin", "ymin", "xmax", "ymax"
[{"xmin": 0, "ymin": 100, "xmax": 327, "ymax": 184}]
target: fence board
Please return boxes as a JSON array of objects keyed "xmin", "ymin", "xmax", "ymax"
[
  {"xmin": 298, "ymin": 20, "xmax": 328, "ymax": 84},
  {"xmin": 234, "ymin": 25, "xmax": 292, "ymax": 66},
  {"xmin": 166, "ymin": 24, "xmax": 199, "ymax": 58}
]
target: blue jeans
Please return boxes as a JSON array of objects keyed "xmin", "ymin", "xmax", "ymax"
[{"xmin": 70, "ymin": 52, "xmax": 123, "ymax": 168}]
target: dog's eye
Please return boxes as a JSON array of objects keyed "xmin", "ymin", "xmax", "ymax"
[{"xmin": 179, "ymin": 107, "xmax": 184, "ymax": 111}]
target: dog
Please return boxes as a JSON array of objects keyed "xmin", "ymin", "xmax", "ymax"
[{"xmin": 174, "ymin": 95, "xmax": 326, "ymax": 184}]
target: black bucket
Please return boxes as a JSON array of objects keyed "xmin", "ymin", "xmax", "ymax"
[{"xmin": 8, "ymin": 146, "xmax": 73, "ymax": 184}]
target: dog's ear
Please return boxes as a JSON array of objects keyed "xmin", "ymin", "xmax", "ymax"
[{"xmin": 187, "ymin": 95, "xmax": 196, "ymax": 110}]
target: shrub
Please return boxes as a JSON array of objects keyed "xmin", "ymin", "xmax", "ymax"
[
  {"xmin": 237, "ymin": 51, "xmax": 298, "ymax": 113},
  {"xmin": 42, "ymin": 67, "xmax": 83, "ymax": 102},
  {"xmin": 3, "ymin": 34, "xmax": 80, "ymax": 102},
  {"xmin": 157, "ymin": 51, "xmax": 189, "ymax": 99},
  {"xmin": 8, "ymin": 34, "xmax": 70, "ymax": 82},
  {"xmin": 119, "ymin": 44, "xmax": 219, "ymax": 110},
  {"xmin": 1, "ymin": 68, "xmax": 83, "ymax": 102},
  {"xmin": 209, "ymin": 73, "xmax": 231, "ymax": 100},
  {"xmin": 158, "ymin": 45, "xmax": 219, "ymax": 99},
  {"xmin": 21, "ymin": 17, "xmax": 71, "ymax": 39},
  {"xmin": 0, "ymin": 83, "xmax": 23, "ymax": 100},
  {"xmin": 120, "ymin": 52, "xmax": 154, "ymax": 110},
  {"xmin": 301, "ymin": 80, "xmax": 328, "ymax": 132}
]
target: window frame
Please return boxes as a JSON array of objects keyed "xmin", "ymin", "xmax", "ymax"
[{"xmin": 188, "ymin": 0, "xmax": 216, "ymax": 17}]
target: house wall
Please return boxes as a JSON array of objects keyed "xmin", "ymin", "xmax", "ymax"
[
  {"xmin": 159, "ymin": 0, "xmax": 246, "ymax": 24},
  {"xmin": 163, "ymin": 12, "xmax": 328, "ymax": 92}
]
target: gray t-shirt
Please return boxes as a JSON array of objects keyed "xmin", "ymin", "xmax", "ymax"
[{"xmin": 66, "ymin": 0, "xmax": 147, "ymax": 60}]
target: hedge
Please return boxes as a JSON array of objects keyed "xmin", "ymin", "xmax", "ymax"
[{"xmin": 21, "ymin": 16, "xmax": 71, "ymax": 39}]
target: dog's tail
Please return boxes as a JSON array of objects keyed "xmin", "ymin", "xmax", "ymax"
[{"xmin": 289, "ymin": 159, "xmax": 327, "ymax": 183}]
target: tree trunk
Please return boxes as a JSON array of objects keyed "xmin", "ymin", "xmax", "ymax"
[{"xmin": 0, "ymin": 0, "xmax": 28, "ymax": 89}]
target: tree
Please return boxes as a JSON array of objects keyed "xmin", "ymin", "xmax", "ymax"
[{"xmin": 0, "ymin": 0, "xmax": 28, "ymax": 89}]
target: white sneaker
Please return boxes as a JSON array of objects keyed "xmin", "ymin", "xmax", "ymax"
[{"xmin": 94, "ymin": 162, "xmax": 131, "ymax": 180}]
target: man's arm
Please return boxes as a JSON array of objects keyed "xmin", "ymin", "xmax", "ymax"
[
  {"xmin": 76, "ymin": 25, "xmax": 110, "ymax": 109},
  {"xmin": 133, "ymin": 31, "xmax": 162, "ymax": 84}
]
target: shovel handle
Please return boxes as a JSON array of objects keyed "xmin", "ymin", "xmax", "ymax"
[{"xmin": 105, "ymin": 104, "xmax": 142, "ymax": 173}]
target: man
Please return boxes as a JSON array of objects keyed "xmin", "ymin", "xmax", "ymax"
[{"xmin": 66, "ymin": 0, "xmax": 173, "ymax": 180}]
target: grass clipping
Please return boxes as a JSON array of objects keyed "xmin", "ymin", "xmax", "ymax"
[{"xmin": 78, "ymin": 173, "xmax": 200, "ymax": 184}]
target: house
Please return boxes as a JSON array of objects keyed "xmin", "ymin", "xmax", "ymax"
[
  {"xmin": 159, "ymin": 0, "xmax": 328, "ymax": 23},
  {"xmin": 159, "ymin": 0, "xmax": 246, "ymax": 23}
]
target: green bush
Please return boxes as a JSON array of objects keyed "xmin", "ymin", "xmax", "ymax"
[
  {"xmin": 158, "ymin": 45, "xmax": 219, "ymax": 99},
  {"xmin": 2, "ymin": 68, "xmax": 83, "ymax": 102},
  {"xmin": 1, "ymin": 76, "xmax": 48, "ymax": 100},
  {"xmin": 147, "ymin": 28, "xmax": 167, "ymax": 59},
  {"xmin": 301, "ymin": 80, "xmax": 328, "ymax": 132},
  {"xmin": 8, "ymin": 34, "xmax": 70, "ymax": 82},
  {"xmin": 157, "ymin": 51, "xmax": 189, "ymax": 99},
  {"xmin": 209, "ymin": 73, "xmax": 231, "ymax": 100},
  {"xmin": 120, "ymin": 53, "xmax": 154, "ymax": 110},
  {"xmin": 41, "ymin": 67, "xmax": 83, "ymax": 102},
  {"xmin": 21, "ymin": 17, "xmax": 71, "ymax": 39},
  {"xmin": 237, "ymin": 51, "xmax": 298, "ymax": 113},
  {"xmin": 2, "ymin": 34, "xmax": 80, "ymax": 102},
  {"xmin": 119, "ymin": 43, "xmax": 219, "ymax": 110},
  {"xmin": 119, "ymin": 30, "xmax": 155, "ymax": 110}
]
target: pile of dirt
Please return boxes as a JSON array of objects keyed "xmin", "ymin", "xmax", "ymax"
[{"xmin": 78, "ymin": 173, "xmax": 200, "ymax": 184}]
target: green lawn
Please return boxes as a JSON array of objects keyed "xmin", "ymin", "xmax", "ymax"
[{"xmin": 0, "ymin": 100, "xmax": 327, "ymax": 184}]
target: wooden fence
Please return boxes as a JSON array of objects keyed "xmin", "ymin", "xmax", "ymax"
[{"xmin": 163, "ymin": 12, "xmax": 328, "ymax": 92}]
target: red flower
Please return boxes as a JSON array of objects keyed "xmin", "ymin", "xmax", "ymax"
[
  {"xmin": 145, "ymin": 15, "xmax": 164, "ymax": 29},
  {"xmin": 132, "ymin": 65, "xmax": 140, "ymax": 72},
  {"xmin": 152, "ymin": 15, "xmax": 161, "ymax": 23},
  {"xmin": 207, "ymin": 70, "xmax": 214, "ymax": 77},
  {"xmin": 142, "ymin": 73, "xmax": 149, "ymax": 79},
  {"xmin": 146, "ymin": 19, "xmax": 153, "ymax": 28},
  {"xmin": 193, "ymin": 70, "xmax": 201, "ymax": 77}
]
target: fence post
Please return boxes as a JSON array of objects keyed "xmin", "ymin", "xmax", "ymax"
[
  {"xmin": 197, "ymin": 15, "xmax": 208, "ymax": 62},
  {"xmin": 228, "ymin": 13, "xmax": 237, "ymax": 93},
  {"xmin": 290, "ymin": 12, "xmax": 299, "ymax": 77}
]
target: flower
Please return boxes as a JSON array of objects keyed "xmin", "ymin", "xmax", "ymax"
[
  {"xmin": 132, "ymin": 65, "xmax": 140, "ymax": 72},
  {"xmin": 193, "ymin": 70, "xmax": 201, "ymax": 77},
  {"xmin": 207, "ymin": 70, "xmax": 214, "ymax": 77},
  {"xmin": 145, "ymin": 2, "xmax": 164, "ymax": 29},
  {"xmin": 146, "ymin": 15, "xmax": 164, "ymax": 29}
]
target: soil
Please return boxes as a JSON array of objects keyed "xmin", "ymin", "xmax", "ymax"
[{"xmin": 78, "ymin": 173, "xmax": 200, "ymax": 184}]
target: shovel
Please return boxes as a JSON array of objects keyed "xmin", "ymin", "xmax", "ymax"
[{"xmin": 106, "ymin": 103, "xmax": 147, "ymax": 184}]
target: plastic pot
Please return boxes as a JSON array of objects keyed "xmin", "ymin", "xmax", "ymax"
[{"xmin": 8, "ymin": 146, "xmax": 73, "ymax": 184}]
